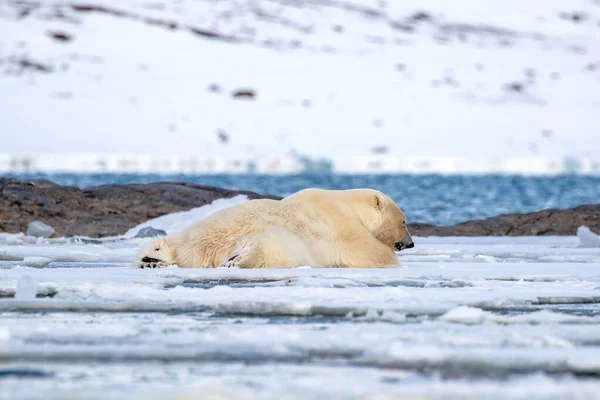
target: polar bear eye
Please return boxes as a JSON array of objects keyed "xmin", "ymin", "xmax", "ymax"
[{"xmin": 155, "ymin": 248, "xmax": 160, "ymax": 251}]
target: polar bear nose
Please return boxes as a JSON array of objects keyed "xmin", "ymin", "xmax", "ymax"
[{"xmin": 395, "ymin": 241, "xmax": 415, "ymax": 251}]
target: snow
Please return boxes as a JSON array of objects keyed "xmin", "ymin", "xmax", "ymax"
[
  {"xmin": 124, "ymin": 194, "xmax": 249, "ymax": 237},
  {"xmin": 0, "ymin": 198, "xmax": 599, "ymax": 398},
  {"xmin": 1, "ymin": 0, "xmax": 600, "ymax": 174}
]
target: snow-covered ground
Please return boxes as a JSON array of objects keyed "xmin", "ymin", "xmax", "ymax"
[
  {"xmin": 1, "ymin": 0, "xmax": 600, "ymax": 174},
  {"xmin": 1, "ymin": 197, "xmax": 600, "ymax": 399}
]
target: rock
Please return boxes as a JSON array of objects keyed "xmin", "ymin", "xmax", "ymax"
[
  {"xmin": 134, "ymin": 226, "xmax": 167, "ymax": 238},
  {"xmin": 409, "ymin": 204, "xmax": 600, "ymax": 237},
  {"xmin": 47, "ymin": 31, "xmax": 73, "ymax": 42},
  {"xmin": 26, "ymin": 220, "xmax": 55, "ymax": 238},
  {"xmin": 15, "ymin": 275, "xmax": 38, "ymax": 300},
  {"xmin": 232, "ymin": 89, "xmax": 256, "ymax": 99},
  {"xmin": 0, "ymin": 178, "xmax": 280, "ymax": 238}
]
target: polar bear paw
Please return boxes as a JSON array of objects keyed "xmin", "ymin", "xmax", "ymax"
[
  {"xmin": 218, "ymin": 241, "xmax": 257, "ymax": 269},
  {"xmin": 219, "ymin": 254, "xmax": 241, "ymax": 269},
  {"xmin": 137, "ymin": 237, "xmax": 177, "ymax": 269},
  {"xmin": 139, "ymin": 257, "xmax": 171, "ymax": 269}
]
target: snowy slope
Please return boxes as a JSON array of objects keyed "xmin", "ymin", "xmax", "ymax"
[{"xmin": 1, "ymin": 0, "xmax": 600, "ymax": 166}]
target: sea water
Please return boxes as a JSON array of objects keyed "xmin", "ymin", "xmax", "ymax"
[{"xmin": 6, "ymin": 173, "xmax": 600, "ymax": 225}]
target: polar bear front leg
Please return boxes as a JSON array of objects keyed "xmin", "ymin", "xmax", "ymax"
[
  {"xmin": 219, "ymin": 230, "xmax": 314, "ymax": 269},
  {"xmin": 218, "ymin": 240, "xmax": 258, "ymax": 268},
  {"xmin": 336, "ymin": 238, "xmax": 400, "ymax": 268}
]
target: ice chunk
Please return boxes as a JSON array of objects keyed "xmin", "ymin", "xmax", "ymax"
[
  {"xmin": 577, "ymin": 226, "xmax": 600, "ymax": 248},
  {"xmin": 15, "ymin": 275, "xmax": 38, "ymax": 300},
  {"xmin": 0, "ymin": 252, "xmax": 23, "ymax": 261},
  {"xmin": 26, "ymin": 221, "xmax": 55, "ymax": 238},
  {"xmin": 439, "ymin": 306, "xmax": 485, "ymax": 324},
  {"xmin": 133, "ymin": 227, "xmax": 167, "ymax": 238},
  {"xmin": 379, "ymin": 310, "xmax": 407, "ymax": 323},
  {"xmin": 364, "ymin": 308, "xmax": 380, "ymax": 320},
  {"xmin": 474, "ymin": 254, "xmax": 497, "ymax": 263},
  {"xmin": 23, "ymin": 257, "xmax": 52, "ymax": 268},
  {"xmin": 0, "ymin": 327, "xmax": 9, "ymax": 354}
]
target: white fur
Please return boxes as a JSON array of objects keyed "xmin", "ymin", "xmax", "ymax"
[{"xmin": 137, "ymin": 188, "xmax": 412, "ymax": 269}]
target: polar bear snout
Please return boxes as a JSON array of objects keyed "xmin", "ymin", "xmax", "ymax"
[{"xmin": 395, "ymin": 240, "xmax": 414, "ymax": 251}]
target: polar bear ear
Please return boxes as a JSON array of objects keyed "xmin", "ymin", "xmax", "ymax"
[{"xmin": 373, "ymin": 194, "xmax": 384, "ymax": 211}]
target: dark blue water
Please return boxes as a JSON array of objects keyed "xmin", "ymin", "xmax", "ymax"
[{"xmin": 6, "ymin": 173, "xmax": 600, "ymax": 225}]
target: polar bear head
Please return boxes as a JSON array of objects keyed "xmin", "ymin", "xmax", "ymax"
[
  {"xmin": 347, "ymin": 189, "xmax": 414, "ymax": 251},
  {"xmin": 137, "ymin": 236, "xmax": 177, "ymax": 268}
]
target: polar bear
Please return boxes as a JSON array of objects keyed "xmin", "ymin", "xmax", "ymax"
[{"xmin": 137, "ymin": 188, "xmax": 414, "ymax": 269}]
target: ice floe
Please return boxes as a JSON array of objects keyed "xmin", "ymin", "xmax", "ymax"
[{"xmin": 0, "ymin": 198, "xmax": 599, "ymax": 399}]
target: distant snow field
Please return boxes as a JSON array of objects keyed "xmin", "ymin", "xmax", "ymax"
[
  {"xmin": 1, "ymin": 0, "xmax": 600, "ymax": 174},
  {"xmin": 1, "ymin": 197, "xmax": 600, "ymax": 399}
]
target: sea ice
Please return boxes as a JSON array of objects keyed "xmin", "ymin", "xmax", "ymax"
[{"xmin": 0, "ymin": 198, "xmax": 599, "ymax": 399}]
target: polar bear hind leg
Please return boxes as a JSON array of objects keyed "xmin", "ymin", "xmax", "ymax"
[{"xmin": 219, "ymin": 230, "xmax": 314, "ymax": 269}]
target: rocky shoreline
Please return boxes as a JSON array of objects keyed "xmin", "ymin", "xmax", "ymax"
[
  {"xmin": 1, "ymin": 178, "xmax": 598, "ymax": 238},
  {"xmin": 409, "ymin": 204, "xmax": 600, "ymax": 236},
  {"xmin": 0, "ymin": 178, "xmax": 279, "ymax": 238}
]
